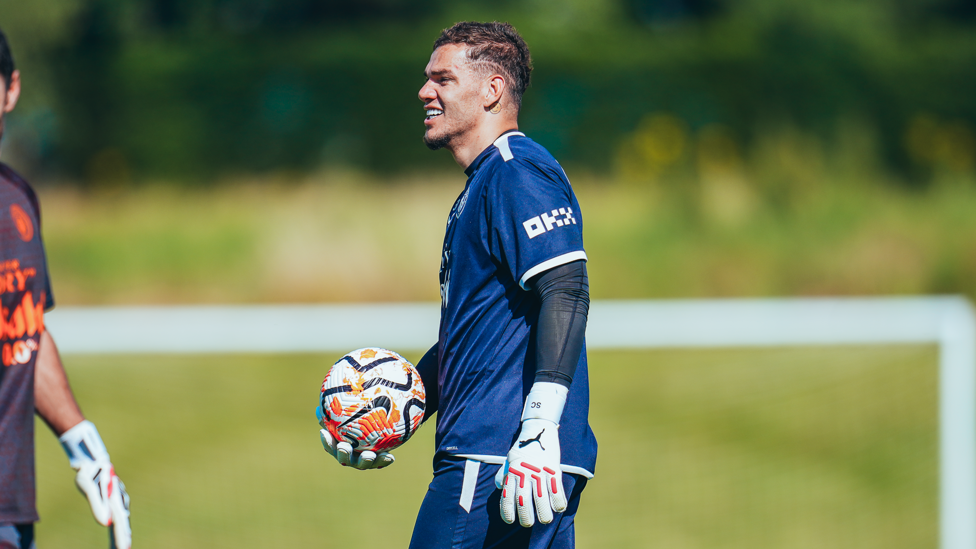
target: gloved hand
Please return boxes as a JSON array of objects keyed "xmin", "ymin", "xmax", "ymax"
[
  {"xmin": 316, "ymin": 406, "xmax": 395, "ymax": 470},
  {"xmin": 497, "ymin": 382, "xmax": 569, "ymax": 527},
  {"xmin": 59, "ymin": 420, "xmax": 131, "ymax": 549}
]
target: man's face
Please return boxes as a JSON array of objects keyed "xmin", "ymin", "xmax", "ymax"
[
  {"xmin": 0, "ymin": 70, "xmax": 21, "ymax": 145},
  {"xmin": 419, "ymin": 44, "xmax": 486, "ymax": 151}
]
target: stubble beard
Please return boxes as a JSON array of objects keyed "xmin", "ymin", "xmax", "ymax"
[
  {"xmin": 424, "ymin": 116, "xmax": 465, "ymax": 151},
  {"xmin": 423, "ymin": 98, "xmax": 478, "ymax": 152},
  {"xmin": 423, "ymin": 129, "xmax": 451, "ymax": 151}
]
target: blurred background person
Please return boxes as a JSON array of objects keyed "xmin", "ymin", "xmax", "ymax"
[{"xmin": 0, "ymin": 27, "xmax": 130, "ymax": 549}]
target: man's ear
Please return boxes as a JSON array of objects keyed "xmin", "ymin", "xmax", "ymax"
[
  {"xmin": 484, "ymin": 74, "xmax": 506, "ymax": 109},
  {"xmin": 3, "ymin": 70, "xmax": 21, "ymax": 114}
]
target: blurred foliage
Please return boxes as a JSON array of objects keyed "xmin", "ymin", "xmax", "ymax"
[
  {"xmin": 0, "ymin": 0, "xmax": 974, "ymax": 185},
  {"xmin": 34, "ymin": 163, "xmax": 976, "ymax": 306}
]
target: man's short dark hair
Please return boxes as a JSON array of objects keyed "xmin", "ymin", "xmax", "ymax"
[
  {"xmin": 433, "ymin": 21, "xmax": 533, "ymax": 110},
  {"xmin": 0, "ymin": 27, "xmax": 14, "ymax": 90}
]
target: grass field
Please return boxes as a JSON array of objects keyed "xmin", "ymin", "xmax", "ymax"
[{"xmin": 35, "ymin": 345, "xmax": 937, "ymax": 548}]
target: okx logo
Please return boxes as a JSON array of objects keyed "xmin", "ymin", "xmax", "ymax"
[{"xmin": 523, "ymin": 208, "xmax": 576, "ymax": 239}]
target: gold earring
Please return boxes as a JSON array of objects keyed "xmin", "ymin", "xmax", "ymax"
[{"xmin": 489, "ymin": 102, "xmax": 501, "ymax": 114}]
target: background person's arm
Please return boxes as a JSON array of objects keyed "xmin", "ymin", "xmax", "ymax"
[
  {"xmin": 36, "ymin": 329, "xmax": 132, "ymax": 549},
  {"xmin": 34, "ymin": 329, "xmax": 84, "ymax": 435}
]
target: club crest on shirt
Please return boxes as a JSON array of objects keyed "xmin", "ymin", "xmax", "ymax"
[
  {"xmin": 522, "ymin": 207, "xmax": 576, "ymax": 239},
  {"xmin": 9, "ymin": 204, "xmax": 34, "ymax": 242},
  {"xmin": 446, "ymin": 188, "xmax": 470, "ymax": 229}
]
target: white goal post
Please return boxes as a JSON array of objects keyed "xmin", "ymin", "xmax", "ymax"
[{"xmin": 46, "ymin": 296, "xmax": 975, "ymax": 549}]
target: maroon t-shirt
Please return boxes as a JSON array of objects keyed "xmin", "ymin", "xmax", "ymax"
[{"xmin": 0, "ymin": 163, "xmax": 54, "ymax": 523}]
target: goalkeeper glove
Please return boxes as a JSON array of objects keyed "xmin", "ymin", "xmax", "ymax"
[
  {"xmin": 59, "ymin": 420, "xmax": 131, "ymax": 549},
  {"xmin": 496, "ymin": 382, "xmax": 569, "ymax": 528},
  {"xmin": 316, "ymin": 406, "xmax": 395, "ymax": 470}
]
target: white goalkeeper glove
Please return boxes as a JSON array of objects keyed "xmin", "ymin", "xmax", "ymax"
[
  {"xmin": 496, "ymin": 382, "xmax": 569, "ymax": 528},
  {"xmin": 315, "ymin": 406, "xmax": 395, "ymax": 470},
  {"xmin": 59, "ymin": 420, "xmax": 131, "ymax": 549}
]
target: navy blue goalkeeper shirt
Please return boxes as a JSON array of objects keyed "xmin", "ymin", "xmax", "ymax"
[{"xmin": 434, "ymin": 131, "xmax": 597, "ymax": 476}]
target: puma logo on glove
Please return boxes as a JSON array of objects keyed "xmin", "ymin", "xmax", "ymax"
[{"xmin": 518, "ymin": 429, "xmax": 546, "ymax": 450}]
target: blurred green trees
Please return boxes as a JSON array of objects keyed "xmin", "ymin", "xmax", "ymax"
[{"xmin": 0, "ymin": 0, "xmax": 974, "ymax": 185}]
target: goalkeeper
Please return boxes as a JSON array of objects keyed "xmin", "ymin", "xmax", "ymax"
[
  {"xmin": 318, "ymin": 21, "xmax": 597, "ymax": 548},
  {"xmin": 0, "ymin": 28, "xmax": 130, "ymax": 549}
]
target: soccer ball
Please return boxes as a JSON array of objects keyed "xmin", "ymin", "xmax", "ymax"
[{"xmin": 318, "ymin": 347, "xmax": 426, "ymax": 453}]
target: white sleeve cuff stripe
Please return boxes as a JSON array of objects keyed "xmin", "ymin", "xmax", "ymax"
[{"xmin": 519, "ymin": 251, "xmax": 588, "ymax": 290}]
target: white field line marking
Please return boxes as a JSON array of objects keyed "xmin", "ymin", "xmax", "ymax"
[{"xmin": 45, "ymin": 297, "xmax": 963, "ymax": 353}]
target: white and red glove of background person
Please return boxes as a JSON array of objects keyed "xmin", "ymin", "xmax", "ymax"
[{"xmin": 59, "ymin": 420, "xmax": 131, "ymax": 549}]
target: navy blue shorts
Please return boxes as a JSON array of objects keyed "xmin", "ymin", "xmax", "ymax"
[
  {"xmin": 409, "ymin": 458, "xmax": 587, "ymax": 549},
  {"xmin": 0, "ymin": 524, "xmax": 34, "ymax": 549}
]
